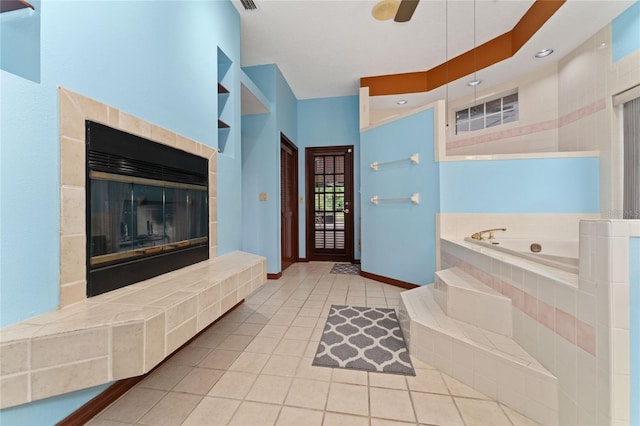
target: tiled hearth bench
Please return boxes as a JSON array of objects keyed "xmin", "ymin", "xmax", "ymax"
[{"xmin": 0, "ymin": 251, "xmax": 266, "ymax": 409}]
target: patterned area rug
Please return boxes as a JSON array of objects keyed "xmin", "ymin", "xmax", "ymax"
[
  {"xmin": 313, "ymin": 305, "xmax": 415, "ymax": 375},
  {"xmin": 330, "ymin": 263, "xmax": 361, "ymax": 275}
]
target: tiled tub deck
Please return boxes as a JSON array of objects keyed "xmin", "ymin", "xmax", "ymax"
[{"xmin": 0, "ymin": 251, "xmax": 266, "ymax": 409}]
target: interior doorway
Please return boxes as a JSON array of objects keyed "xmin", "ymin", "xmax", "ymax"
[
  {"xmin": 305, "ymin": 145, "xmax": 354, "ymax": 262},
  {"xmin": 281, "ymin": 134, "xmax": 298, "ymax": 272}
]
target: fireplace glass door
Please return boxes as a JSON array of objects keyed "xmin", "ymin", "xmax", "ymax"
[{"xmin": 90, "ymin": 173, "xmax": 207, "ymax": 267}]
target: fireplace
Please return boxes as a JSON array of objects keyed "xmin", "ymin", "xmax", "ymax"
[{"xmin": 86, "ymin": 121, "xmax": 209, "ymax": 296}]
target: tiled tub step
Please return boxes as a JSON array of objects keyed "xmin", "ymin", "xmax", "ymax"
[
  {"xmin": 398, "ymin": 284, "xmax": 558, "ymax": 425},
  {"xmin": 433, "ymin": 267, "xmax": 512, "ymax": 336}
]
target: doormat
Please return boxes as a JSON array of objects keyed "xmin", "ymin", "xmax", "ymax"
[
  {"xmin": 313, "ymin": 305, "xmax": 415, "ymax": 376},
  {"xmin": 330, "ymin": 263, "xmax": 360, "ymax": 275}
]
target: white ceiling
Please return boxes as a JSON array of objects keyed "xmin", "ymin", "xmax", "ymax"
[{"xmin": 232, "ymin": 0, "xmax": 635, "ymax": 105}]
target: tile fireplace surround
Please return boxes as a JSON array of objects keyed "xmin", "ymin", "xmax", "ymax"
[{"xmin": 0, "ymin": 88, "xmax": 267, "ymax": 409}]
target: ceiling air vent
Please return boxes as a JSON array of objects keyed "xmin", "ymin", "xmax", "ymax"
[{"xmin": 240, "ymin": 0, "xmax": 257, "ymax": 11}]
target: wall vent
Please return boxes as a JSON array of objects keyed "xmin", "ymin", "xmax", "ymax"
[{"xmin": 240, "ymin": 0, "xmax": 257, "ymax": 11}]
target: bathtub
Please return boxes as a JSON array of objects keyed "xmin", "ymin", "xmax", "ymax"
[{"xmin": 463, "ymin": 237, "xmax": 579, "ymax": 274}]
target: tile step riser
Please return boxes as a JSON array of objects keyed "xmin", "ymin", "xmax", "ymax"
[{"xmin": 434, "ymin": 269, "xmax": 513, "ymax": 336}]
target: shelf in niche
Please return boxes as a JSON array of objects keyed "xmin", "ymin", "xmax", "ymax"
[
  {"xmin": 218, "ymin": 83, "xmax": 229, "ymax": 95},
  {"xmin": 218, "ymin": 119, "xmax": 230, "ymax": 129}
]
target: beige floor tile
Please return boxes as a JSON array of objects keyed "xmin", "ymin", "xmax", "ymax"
[
  {"xmin": 500, "ymin": 404, "xmax": 540, "ymax": 426},
  {"xmin": 258, "ymin": 324, "xmax": 290, "ymax": 339},
  {"xmin": 228, "ymin": 351, "xmax": 270, "ymax": 373},
  {"xmin": 198, "ymin": 349, "xmax": 242, "ymax": 370},
  {"xmin": 94, "ymin": 263, "xmax": 545, "ymax": 426},
  {"xmin": 442, "ymin": 374, "xmax": 490, "ymax": 399},
  {"xmin": 296, "ymin": 358, "xmax": 333, "ymax": 381},
  {"xmin": 245, "ymin": 336, "xmax": 281, "ymax": 354},
  {"xmin": 279, "ymin": 306, "xmax": 302, "ymax": 316},
  {"xmin": 310, "ymin": 327, "xmax": 324, "ymax": 341},
  {"xmin": 369, "ymin": 387, "xmax": 416, "ymax": 422},
  {"xmin": 190, "ymin": 331, "xmax": 228, "ymax": 349},
  {"xmin": 305, "ymin": 341, "xmax": 321, "ymax": 358},
  {"xmin": 331, "ymin": 368, "xmax": 368, "ymax": 385},
  {"xmin": 182, "ymin": 396, "xmax": 240, "ymax": 426},
  {"xmin": 257, "ymin": 305, "xmax": 280, "ymax": 315},
  {"xmin": 172, "ymin": 367, "xmax": 224, "ymax": 395},
  {"xmin": 229, "ymin": 401, "xmax": 281, "ymax": 426},
  {"xmin": 326, "ymin": 382, "xmax": 369, "ymax": 416},
  {"xmin": 209, "ymin": 320, "xmax": 243, "ymax": 334},
  {"xmin": 217, "ymin": 334, "xmax": 255, "ymax": 351},
  {"xmin": 232, "ymin": 322, "xmax": 265, "ymax": 336},
  {"xmin": 245, "ymin": 313, "xmax": 271, "ymax": 324},
  {"xmin": 284, "ymin": 326, "xmax": 314, "ymax": 340},
  {"xmin": 208, "ymin": 370, "xmax": 257, "ymax": 399},
  {"xmin": 285, "ymin": 378, "xmax": 330, "ymax": 410},
  {"xmin": 370, "ymin": 418, "xmax": 416, "ymax": 426},
  {"xmin": 269, "ymin": 314, "xmax": 297, "ymax": 326},
  {"xmin": 291, "ymin": 316, "xmax": 319, "ymax": 328},
  {"xmin": 411, "ymin": 392, "xmax": 464, "ymax": 426},
  {"xmin": 274, "ymin": 339, "xmax": 308, "ymax": 357},
  {"xmin": 167, "ymin": 346, "xmax": 211, "ymax": 366},
  {"xmin": 137, "ymin": 392, "xmax": 202, "ymax": 426},
  {"xmin": 298, "ymin": 308, "xmax": 322, "ymax": 318},
  {"xmin": 369, "ymin": 372, "xmax": 408, "ymax": 389},
  {"xmin": 245, "ymin": 374, "xmax": 292, "ymax": 404},
  {"xmin": 138, "ymin": 363, "xmax": 192, "ymax": 391},
  {"xmin": 276, "ymin": 406, "xmax": 324, "ymax": 426},
  {"xmin": 86, "ymin": 419, "xmax": 133, "ymax": 426},
  {"xmin": 409, "ymin": 357, "xmax": 435, "ymax": 370},
  {"xmin": 262, "ymin": 354, "xmax": 301, "ymax": 377},
  {"xmin": 406, "ymin": 368, "xmax": 449, "ymax": 395},
  {"xmin": 322, "ymin": 412, "xmax": 369, "ymax": 426},
  {"xmin": 455, "ymin": 398, "xmax": 512, "ymax": 426},
  {"xmin": 98, "ymin": 388, "xmax": 166, "ymax": 423}
]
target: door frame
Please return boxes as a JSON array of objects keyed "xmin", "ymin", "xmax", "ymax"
[
  {"xmin": 305, "ymin": 145, "xmax": 355, "ymax": 262},
  {"xmin": 280, "ymin": 133, "xmax": 299, "ymax": 271}
]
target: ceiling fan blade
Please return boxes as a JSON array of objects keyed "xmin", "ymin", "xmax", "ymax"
[{"xmin": 394, "ymin": 0, "xmax": 419, "ymax": 22}]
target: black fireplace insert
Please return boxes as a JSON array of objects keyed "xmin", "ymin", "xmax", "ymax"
[{"xmin": 86, "ymin": 121, "xmax": 209, "ymax": 297}]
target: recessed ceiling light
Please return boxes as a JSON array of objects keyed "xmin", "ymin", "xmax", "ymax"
[
  {"xmin": 534, "ymin": 48, "xmax": 554, "ymax": 58},
  {"xmin": 397, "ymin": 99, "xmax": 408, "ymax": 105},
  {"xmin": 467, "ymin": 79, "xmax": 482, "ymax": 87},
  {"xmin": 598, "ymin": 42, "xmax": 608, "ymax": 50}
]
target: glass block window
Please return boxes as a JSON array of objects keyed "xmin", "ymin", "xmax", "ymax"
[{"xmin": 455, "ymin": 92, "xmax": 518, "ymax": 134}]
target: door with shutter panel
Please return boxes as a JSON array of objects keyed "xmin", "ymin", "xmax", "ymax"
[{"xmin": 305, "ymin": 146, "xmax": 354, "ymax": 262}]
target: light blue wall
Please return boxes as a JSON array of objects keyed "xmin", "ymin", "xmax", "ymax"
[
  {"xmin": 298, "ymin": 96, "xmax": 361, "ymax": 260},
  {"xmin": 0, "ymin": 1, "xmax": 40, "ymax": 82},
  {"xmin": 360, "ymin": 109, "xmax": 440, "ymax": 285},
  {"xmin": 241, "ymin": 65, "xmax": 298, "ymax": 274},
  {"xmin": 440, "ymin": 157, "xmax": 600, "ymax": 213},
  {"xmin": 1, "ymin": 0, "xmax": 241, "ymax": 421},
  {"xmin": 242, "ymin": 65, "xmax": 278, "ymax": 273},
  {"xmin": 612, "ymin": 1, "xmax": 640, "ymax": 63},
  {"xmin": 0, "ymin": 383, "xmax": 110, "ymax": 425},
  {"xmin": 630, "ymin": 237, "xmax": 640, "ymax": 425}
]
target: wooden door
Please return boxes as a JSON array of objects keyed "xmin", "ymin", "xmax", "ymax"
[
  {"xmin": 305, "ymin": 146, "xmax": 354, "ymax": 262},
  {"xmin": 281, "ymin": 135, "xmax": 298, "ymax": 271}
]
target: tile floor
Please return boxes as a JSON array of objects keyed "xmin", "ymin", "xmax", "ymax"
[{"xmin": 89, "ymin": 262, "xmax": 539, "ymax": 426}]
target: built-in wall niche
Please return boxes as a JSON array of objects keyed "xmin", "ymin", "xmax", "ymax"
[{"xmin": 217, "ymin": 47, "xmax": 232, "ymax": 154}]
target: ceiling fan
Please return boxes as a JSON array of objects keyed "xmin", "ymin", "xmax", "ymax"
[{"xmin": 372, "ymin": 0, "xmax": 419, "ymax": 23}]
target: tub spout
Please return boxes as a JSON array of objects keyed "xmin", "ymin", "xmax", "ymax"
[{"xmin": 471, "ymin": 228, "xmax": 507, "ymax": 241}]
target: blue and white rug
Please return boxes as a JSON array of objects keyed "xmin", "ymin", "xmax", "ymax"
[
  {"xmin": 330, "ymin": 263, "xmax": 361, "ymax": 275},
  {"xmin": 313, "ymin": 305, "xmax": 415, "ymax": 376}
]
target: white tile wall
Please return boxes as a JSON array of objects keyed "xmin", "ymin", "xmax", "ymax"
[{"xmin": 437, "ymin": 218, "xmax": 639, "ymax": 425}]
